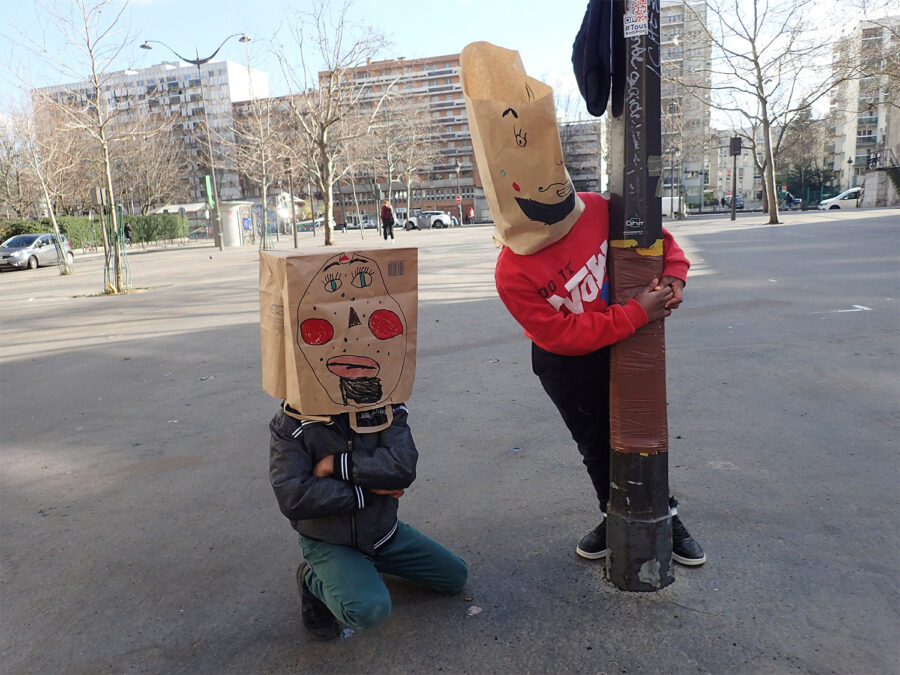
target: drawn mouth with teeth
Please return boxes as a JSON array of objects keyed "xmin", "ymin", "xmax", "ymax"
[{"xmin": 515, "ymin": 181, "xmax": 576, "ymax": 225}]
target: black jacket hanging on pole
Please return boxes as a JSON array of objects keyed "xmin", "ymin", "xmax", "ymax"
[{"xmin": 572, "ymin": 0, "xmax": 624, "ymax": 118}]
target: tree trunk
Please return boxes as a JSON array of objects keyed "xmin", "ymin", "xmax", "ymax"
[
  {"xmin": 761, "ymin": 117, "xmax": 780, "ymax": 224},
  {"xmin": 261, "ymin": 179, "xmax": 269, "ymax": 250}
]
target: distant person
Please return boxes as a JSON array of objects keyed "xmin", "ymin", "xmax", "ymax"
[
  {"xmin": 720, "ymin": 196, "xmax": 726, "ymax": 208},
  {"xmin": 123, "ymin": 223, "xmax": 132, "ymax": 243},
  {"xmin": 381, "ymin": 200, "xmax": 395, "ymax": 242}
]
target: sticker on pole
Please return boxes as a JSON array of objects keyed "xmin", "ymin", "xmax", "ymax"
[{"xmin": 624, "ymin": 0, "xmax": 649, "ymax": 38}]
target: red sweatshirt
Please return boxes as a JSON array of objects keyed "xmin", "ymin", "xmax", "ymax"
[{"xmin": 495, "ymin": 192, "xmax": 690, "ymax": 356}]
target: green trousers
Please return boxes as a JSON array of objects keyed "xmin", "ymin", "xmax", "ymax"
[{"xmin": 299, "ymin": 521, "xmax": 468, "ymax": 630}]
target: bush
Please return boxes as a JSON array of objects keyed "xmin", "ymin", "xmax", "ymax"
[
  {"xmin": 0, "ymin": 219, "xmax": 50, "ymax": 242},
  {"xmin": 124, "ymin": 214, "xmax": 188, "ymax": 243},
  {"xmin": 1, "ymin": 213, "xmax": 188, "ymax": 248},
  {"xmin": 57, "ymin": 216, "xmax": 102, "ymax": 249}
]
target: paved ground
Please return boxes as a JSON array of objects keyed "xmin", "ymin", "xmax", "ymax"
[{"xmin": 2, "ymin": 208, "xmax": 898, "ymax": 674}]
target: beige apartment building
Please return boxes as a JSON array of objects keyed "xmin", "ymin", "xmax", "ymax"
[
  {"xmin": 827, "ymin": 17, "xmax": 899, "ymax": 206},
  {"xmin": 325, "ymin": 54, "xmax": 475, "ymax": 225},
  {"xmin": 36, "ymin": 60, "xmax": 269, "ymax": 204},
  {"xmin": 660, "ymin": 0, "xmax": 712, "ymax": 209}
]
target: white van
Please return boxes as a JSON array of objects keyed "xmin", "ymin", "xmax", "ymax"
[{"xmin": 818, "ymin": 187, "xmax": 863, "ymax": 210}]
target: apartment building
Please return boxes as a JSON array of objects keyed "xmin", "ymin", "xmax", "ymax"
[
  {"xmin": 560, "ymin": 119, "xmax": 605, "ymax": 194},
  {"xmin": 660, "ymin": 0, "xmax": 712, "ymax": 208},
  {"xmin": 709, "ymin": 130, "xmax": 762, "ymax": 204},
  {"xmin": 324, "ymin": 54, "xmax": 475, "ymax": 224},
  {"xmin": 827, "ymin": 17, "xmax": 899, "ymax": 205},
  {"xmin": 36, "ymin": 60, "xmax": 269, "ymax": 203}
]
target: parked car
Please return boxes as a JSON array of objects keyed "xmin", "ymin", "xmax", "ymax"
[
  {"xmin": 723, "ymin": 194, "xmax": 744, "ymax": 209},
  {"xmin": 407, "ymin": 210, "xmax": 452, "ymax": 229},
  {"xmin": 818, "ymin": 187, "xmax": 863, "ymax": 210},
  {"xmin": 0, "ymin": 233, "xmax": 75, "ymax": 271}
]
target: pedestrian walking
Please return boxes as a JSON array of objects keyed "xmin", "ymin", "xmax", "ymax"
[{"xmin": 381, "ymin": 200, "xmax": 395, "ymax": 242}]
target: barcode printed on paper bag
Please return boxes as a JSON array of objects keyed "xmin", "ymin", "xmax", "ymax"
[{"xmin": 388, "ymin": 260, "xmax": 405, "ymax": 277}]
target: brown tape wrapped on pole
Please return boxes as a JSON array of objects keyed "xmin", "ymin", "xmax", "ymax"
[{"xmin": 605, "ymin": 0, "xmax": 674, "ymax": 591}]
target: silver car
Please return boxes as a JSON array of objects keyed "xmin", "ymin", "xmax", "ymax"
[{"xmin": 0, "ymin": 233, "xmax": 75, "ymax": 271}]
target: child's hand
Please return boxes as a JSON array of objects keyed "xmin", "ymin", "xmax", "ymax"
[
  {"xmin": 634, "ymin": 278, "xmax": 674, "ymax": 322},
  {"xmin": 312, "ymin": 455, "xmax": 334, "ymax": 477},
  {"xmin": 655, "ymin": 276, "xmax": 685, "ymax": 309},
  {"xmin": 370, "ymin": 488, "xmax": 405, "ymax": 498}
]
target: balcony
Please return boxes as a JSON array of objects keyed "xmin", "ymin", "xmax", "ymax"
[{"xmin": 855, "ymin": 136, "xmax": 877, "ymax": 145}]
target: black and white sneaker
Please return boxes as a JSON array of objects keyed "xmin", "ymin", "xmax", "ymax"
[
  {"xmin": 671, "ymin": 515, "xmax": 707, "ymax": 566},
  {"xmin": 296, "ymin": 562, "xmax": 340, "ymax": 640},
  {"xmin": 576, "ymin": 521, "xmax": 608, "ymax": 560}
]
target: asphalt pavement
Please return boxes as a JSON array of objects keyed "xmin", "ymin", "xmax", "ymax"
[{"xmin": 2, "ymin": 208, "xmax": 898, "ymax": 674}]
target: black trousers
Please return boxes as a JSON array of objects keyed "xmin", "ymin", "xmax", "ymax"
[
  {"xmin": 532, "ymin": 342, "xmax": 611, "ymax": 511},
  {"xmin": 382, "ymin": 219, "xmax": 394, "ymax": 240}
]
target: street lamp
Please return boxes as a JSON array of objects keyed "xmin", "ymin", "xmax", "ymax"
[
  {"xmin": 454, "ymin": 159, "xmax": 462, "ymax": 224},
  {"xmin": 140, "ymin": 33, "xmax": 250, "ymax": 251}
]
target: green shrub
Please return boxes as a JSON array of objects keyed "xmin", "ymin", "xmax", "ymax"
[
  {"xmin": 0, "ymin": 219, "xmax": 50, "ymax": 242},
  {"xmin": 1, "ymin": 213, "xmax": 188, "ymax": 248},
  {"xmin": 124, "ymin": 214, "xmax": 188, "ymax": 243},
  {"xmin": 57, "ymin": 216, "xmax": 102, "ymax": 249}
]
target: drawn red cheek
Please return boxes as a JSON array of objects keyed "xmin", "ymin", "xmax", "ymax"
[
  {"xmin": 300, "ymin": 318, "xmax": 334, "ymax": 345},
  {"xmin": 369, "ymin": 309, "xmax": 403, "ymax": 340},
  {"xmin": 512, "ymin": 182, "xmax": 520, "ymax": 192}
]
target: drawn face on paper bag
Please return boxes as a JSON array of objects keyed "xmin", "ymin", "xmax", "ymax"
[
  {"xmin": 296, "ymin": 253, "xmax": 407, "ymax": 408},
  {"xmin": 461, "ymin": 42, "xmax": 584, "ymax": 255}
]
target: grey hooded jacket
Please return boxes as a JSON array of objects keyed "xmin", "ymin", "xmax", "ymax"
[{"xmin": 269, "ymin": 403, "xmax": 416, "ymax": 555}]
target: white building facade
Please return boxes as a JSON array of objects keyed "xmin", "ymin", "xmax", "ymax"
[
  {"xmin": 36, "ymin": 60, "xmax": 269, "ymax": 203},
  {"xmin": 827, "ymin": 17, "xmax": 899, "ymax": 204}
]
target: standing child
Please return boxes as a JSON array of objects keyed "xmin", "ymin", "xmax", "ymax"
[{"xmin": 461, "ymin": 42, "xmax": 705, "ymax": 567}]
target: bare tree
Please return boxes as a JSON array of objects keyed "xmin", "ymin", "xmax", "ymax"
[
  {"xmin": 230, "ymin": 95, "xmax": 289, "ymax": 249},
  {"xmin": 0, "ymin": 105, "xmax": 41, "ymax": 218},
  {"xmin": 113, "ymin": 110, "xmax": 191, "ymax": 214},
  {"xmin": 394, "ymin": 103, "xmax": 442, "ymax": 228},
  {"xmin": 679, "ymin": 0, "xmax": 857, "ymax": 222},
  {"xmin": 21, "ymin": 0, "xmax": 138, "ymax": 289},
  {"xmin": 276, "ymin": 0, "xmax": 396, "ymax": 245},
  {"xmin": 17, "ymin": 101, "xmax": 77, "ymax": 273}
]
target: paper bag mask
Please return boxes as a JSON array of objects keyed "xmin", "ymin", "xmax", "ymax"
[
  {"xmin": 461, "ymin": 41, "xmax": 584, "ymax": 255},
  {"xmin": 260, "ymin": 249, "xmax": 417, "ymax": 419}
]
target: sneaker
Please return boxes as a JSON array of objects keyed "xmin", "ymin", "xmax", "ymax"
[
  {"xmin": 576, "ymin": 521, "xmax": 608, "ymax": 559},
  {"xmin": 671, "ymin": 515, "xmax": 707, "ymax": 566},
  {"xmin": 296, "ymin": 562, "xmax": 340, "ymax": 640}
]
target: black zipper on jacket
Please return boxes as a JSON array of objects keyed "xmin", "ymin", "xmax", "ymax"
[{"xmin": 335, "ymin": 421, "xmax": 359, "ymax": 550}]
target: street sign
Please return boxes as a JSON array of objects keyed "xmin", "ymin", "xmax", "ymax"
[
  {"xmin": 455, "ymin": 195, "xmax": 461, "ymax": 203},
  {"xmin": 730, "ymin": 136, "xmax": 742, "ymax": 156}
]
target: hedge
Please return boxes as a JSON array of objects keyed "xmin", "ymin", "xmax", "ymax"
[{"xmin": 1, "ymin": 214, "xmax": 189, "ymax": 249}]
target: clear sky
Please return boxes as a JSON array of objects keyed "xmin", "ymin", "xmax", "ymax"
[
  {"xmin": 2, "ymin": 0, "xmax": 887, "ymax": 125},
  {"xmin": 1, "ymin": 0, "xmax": 591, "ymax": 109}
]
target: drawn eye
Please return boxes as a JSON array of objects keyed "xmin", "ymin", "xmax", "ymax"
[
  {"xmin": 301, "ymin": 318, "xmax": 334, "ymax": 345},
  {"xmin": 323, "ymin": 273, "xmax": 342, "ymax": 292},
  {"xmin": 514, "ymin": 126, "xmax": 527, "ymax": 147},
  {"xmin": 351, "ymin": 267, "xmax": 374, "ymax": 289}
]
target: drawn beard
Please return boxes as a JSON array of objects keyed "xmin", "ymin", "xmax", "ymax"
[
  {"xmin": 339, "ymin": 376, "xmax": 383, "ymax": 405},
  {"xmin": 514, "ymin": 190, "xmax": 576, "ymax": 225}
]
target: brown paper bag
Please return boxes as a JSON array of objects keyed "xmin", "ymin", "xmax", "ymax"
[
  {"xmin": 259, "ymin": 248, "xmax": 417, "ymax": 417},
  {"xmin": 461, "ymin": 41, "xmax": 584, "ymax": 255}
]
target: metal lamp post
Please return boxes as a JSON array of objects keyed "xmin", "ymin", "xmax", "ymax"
[{"xmin": 140, "ymin": 33, "xmax": 250, "ymax": 251}]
